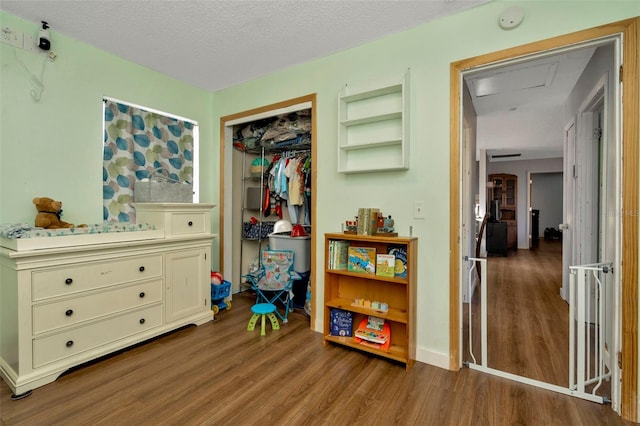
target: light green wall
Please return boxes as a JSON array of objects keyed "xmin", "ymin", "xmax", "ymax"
[
  {"xmin": 0, "ymin": 12, "xmax": 216, "ymax": 227},
  {"xmin": 212, "ymin": 0, "xmax": 639, "ymax": 362}
]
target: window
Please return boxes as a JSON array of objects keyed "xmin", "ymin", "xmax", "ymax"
[{"xmin": 102, "ymin": 97, "xmax": 198, "ymax": 222}]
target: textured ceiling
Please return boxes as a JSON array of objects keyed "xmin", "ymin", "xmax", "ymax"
[{"xmin": 0, "ymin": 0, "xmax": 489, "ymax": 91}]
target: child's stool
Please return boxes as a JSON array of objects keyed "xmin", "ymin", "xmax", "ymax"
[{"xmin": 247, "ymin": 303, "xmax": 280, "ymax": 336}]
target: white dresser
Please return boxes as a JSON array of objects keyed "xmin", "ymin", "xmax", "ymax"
[{"xmin": 0, "ymin": 203, "xmax": 216, "ymax": 397}]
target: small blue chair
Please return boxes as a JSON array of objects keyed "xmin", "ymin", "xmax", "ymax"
[
  {"xmin": 247, "ymin": 303, "xmax": 280, "ymax": 336},
  {"xmin": 243, "ymin": 249, "xmax": 300, "ymax": 323}
]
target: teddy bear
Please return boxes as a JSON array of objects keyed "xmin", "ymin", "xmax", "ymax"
[{"xmin": 33, "ymin": 197, "xmax": 79, "ymax": 229}]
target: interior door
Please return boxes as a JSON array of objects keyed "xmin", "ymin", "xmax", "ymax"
[
  {"xmin": 561, "ymin": 120, "xmax": 576, "ymax": 301},
  {"xmin": 528, "ymin": 173, "xmax": 533, "ymax": 249}
]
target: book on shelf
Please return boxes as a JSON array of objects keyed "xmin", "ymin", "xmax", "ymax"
[
  {"xmin": 375, "ymin": 253, "xmax": 395, "ymax": 277},
  {"xmin": 347, "ymin": 246, "xmax": 376, "ymax": 274},
  {"xmin": 388, "ymin": 245, "xmax": 407, "ymax": 278},
  {"xmin": 331, "ymin": 240, "xmax": 350, "ymax": 270},
  {"xmin": 329, "ymin": 308, "xmax": 353, "ymax": 337},
  {"xmin": 357, "ymin": 208, "xmax": 379, "ymax": 236}
]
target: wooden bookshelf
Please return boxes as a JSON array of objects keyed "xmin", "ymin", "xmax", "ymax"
[{"xmin": 323, "ymin": 233, "xmax": 417, "ymax": 370}]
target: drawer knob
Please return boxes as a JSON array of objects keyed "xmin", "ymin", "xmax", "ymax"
[
  {"xmin": 65, "ymin": 309, "xmax": 73, "ymax": 316},
  {"xmin": 139, "ymin": 318, "xmax": 146, "ymax": 324},
  {"xmin": 139, "ymin": 266, "xmax": 145, "ymax": 272},
  {"xmin": 66, "ymin": 340, "xmax": 74, "ymax": 347},
  {"xmin": 188, "ymin": 221, "xmax": 193, "ymax": 226},
  {"xmin": 65, "ymin": 278, "xmax": 73, "ymax": 285},
  {"xmin": 139, "ymin": 292, "xmax": 145, "ymax": 298}
]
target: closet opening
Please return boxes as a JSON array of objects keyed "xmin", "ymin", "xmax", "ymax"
[{"xmin": 219, "ymin": 94, "xmax": 317, "ymax": 330}]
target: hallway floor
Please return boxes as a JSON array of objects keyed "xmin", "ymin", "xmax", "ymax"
[{"xmin": 464, "ymin": 240, "xmax": 611, "ymax": 399}]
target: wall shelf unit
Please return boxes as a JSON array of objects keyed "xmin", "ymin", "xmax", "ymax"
[
  {"xmin": 338, "ymin": 71, "xmax": 409, "ymax": 173},
  {"xmin": 323, "ymin": 232, "xmax": 417, "ymax": 370}
]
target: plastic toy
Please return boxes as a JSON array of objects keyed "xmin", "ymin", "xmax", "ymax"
[{"xmin": 211, "ymin": 273, "xmax": 231, "ymax": 314}]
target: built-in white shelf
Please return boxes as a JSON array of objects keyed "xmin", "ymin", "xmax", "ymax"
[{"xmin": 338, "ymin": 70, "xmax": 409, "ymax": 173}]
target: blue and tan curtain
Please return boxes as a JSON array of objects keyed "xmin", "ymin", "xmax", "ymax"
[{"xmin": 102, "ymin": 99, "xmax": 194, "ymax": 222}]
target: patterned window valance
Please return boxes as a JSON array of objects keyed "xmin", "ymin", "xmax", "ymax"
[{"xmin": 102, "ymin": 99, "xmax": 195, "ymax": 222}]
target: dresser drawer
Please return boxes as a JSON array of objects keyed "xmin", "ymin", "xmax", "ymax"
[
  {"xmin": 33, "ymin": 304, "xmax": 162, "ymax": 368},
  {"xmin": 33, "ymin": 279, "xmax": 163, "ymax": 334},
  {"xmin": 170, "ymin": 212, "xmax": 207, "ymax": 235},
  {"xmin": 32, "ymin": 255, "xmax": 163, "ymax": 301},
  {"xmin": 134, "ymin": 204, "xmax": 214, "ymax": 237}
]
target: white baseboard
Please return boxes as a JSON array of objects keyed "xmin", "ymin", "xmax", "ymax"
[{"xmin": 416, "ymin": 346, "xmax": 451, "ymax": 370}]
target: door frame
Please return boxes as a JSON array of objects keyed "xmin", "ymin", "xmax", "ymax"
[
  {"xmin": 561, "ymin": 118, "xmax": 577, "ymax": 302},
  {"xmin": 449, "ymin": 18, "xmax": 639, "ymax": 422},
  {"xmin": 219, "ymin": 94, "xmax": 318, "ymax": 329}
]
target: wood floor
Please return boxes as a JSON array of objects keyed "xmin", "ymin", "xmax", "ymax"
[
  {"xmin": 464, "ymin": 240, "xmax": 570, "ymax": 385},
  {"xmin": 464, "ymin": 240, "xmax": 610, "ymax": 395},
  {"xmin": 1, "ymin": 287, "xmax": 630, "ymax": 425}
]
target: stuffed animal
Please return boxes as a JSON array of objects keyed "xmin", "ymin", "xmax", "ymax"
[{"xmin": 33, "ymin": 197, "xmax": 78, "ymax": 229}]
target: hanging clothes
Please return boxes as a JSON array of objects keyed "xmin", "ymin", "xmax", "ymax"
[
  {"xmin": 264, "ymin": 150, "xmax": 312, "ymax": 225},
  {"xmin": 285, "ymin": 157, "xmax": 303, "ymax": 206},
  {"xmin": 302, "ymin": 155, "xmax": 312, "ymax": 226}
]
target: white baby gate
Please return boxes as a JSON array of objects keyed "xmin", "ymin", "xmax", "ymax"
[
  {"xmin": 465, "ymin": 257, "xmax": 609, "ymax": 404},
  {"xmin": 569, "ymin": 262, "xmax": 612, "ymax": 398}
]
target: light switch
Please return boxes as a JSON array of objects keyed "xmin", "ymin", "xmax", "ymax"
[{"xmin": 413, "ymin": 201, "xmax": 425, "ymax": 219}]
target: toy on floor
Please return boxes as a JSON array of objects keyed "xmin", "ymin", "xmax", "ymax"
[
  {"xmin": 247, "ymin": 303, "xmax": 280, "ymax": 336},
  {"xmin": 211, "ymin": 272, "xmax": 231, "ymax": 314}
]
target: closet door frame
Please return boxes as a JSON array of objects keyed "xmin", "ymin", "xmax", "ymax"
[{"xmin": 219, "ymin": 94, "xmax": 317, "ymax": 329}]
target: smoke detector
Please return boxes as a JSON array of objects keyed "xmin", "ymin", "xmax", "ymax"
[{"xmin": 499, "ymin": 6, "xmax": 525, "ymax": 30}]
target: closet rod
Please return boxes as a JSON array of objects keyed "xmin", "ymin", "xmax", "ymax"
[{"xmin": 282, "ymin": 149, "xmax": 311, "ymax": 157}]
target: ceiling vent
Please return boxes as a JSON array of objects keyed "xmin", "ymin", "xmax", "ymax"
[
  {"xmin": 491, "ymin": 153, "xmax": 522, "ymax": 159},
  {"xmin": 470, "ymin": 61, "xmax": 559, "ymax": 97}
]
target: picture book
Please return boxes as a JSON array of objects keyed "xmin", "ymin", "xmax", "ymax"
[
  {"xmin": 387, "ymin": 245, "xmax": 407, "ymax": 278},
  {"xmin": 347, "ymin": 246, "xmax": 376, "ymax": 274},
  {"xmin": 357, "ymin": 208, "xmax": 379, "ymax": 236},
  {"xmin": 330, "ymin": 308, "xmax": 353, "ymax": 337},
  {"xmin": 332, "ymin": 240, "xmax": 350, "ymax": 270},
  {"xmin": 375, "ymin": 253, "xmax": 396, "ymax": 277}
]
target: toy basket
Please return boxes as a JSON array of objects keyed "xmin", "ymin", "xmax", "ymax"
[
  {"xmin": 211, "ymin": 280, "xmax": 231, "ymax": 300},
  {"xmin": 134, "ymin": 168, "xmax": 193, "ymax": 203}
]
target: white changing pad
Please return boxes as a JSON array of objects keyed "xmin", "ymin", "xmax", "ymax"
[{"xmin": 0, "ymin": 222, "xmax": 162, "ymax": 251}]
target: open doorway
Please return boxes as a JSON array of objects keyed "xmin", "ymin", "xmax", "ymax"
[
  {"xmin": 463, "ymin": 39, "xmax": 619, "ymax": 402},
  {"xmin": 529, "ymin": 172, "xmax": 563, "ymax": 250},
  {"xmin": 451, "ymin": 19, "xmax": 637, "ymax": 418}
]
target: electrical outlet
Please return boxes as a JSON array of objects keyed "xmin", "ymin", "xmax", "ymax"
[{"xmin": 1, "ymin": 26, "xmax": 23, "ymax": 48}]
